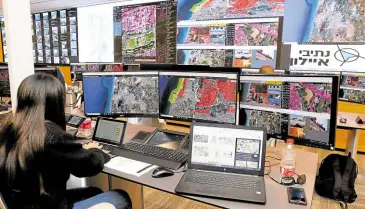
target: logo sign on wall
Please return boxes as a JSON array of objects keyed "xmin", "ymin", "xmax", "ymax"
[{"xmin": 290, "ymin": 44, "xmax": 365, "ymax": 72}]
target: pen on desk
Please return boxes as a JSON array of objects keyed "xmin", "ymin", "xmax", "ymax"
[{"xmin": 137, "ymin": 165, "xmax": 154, "ymax": 173}]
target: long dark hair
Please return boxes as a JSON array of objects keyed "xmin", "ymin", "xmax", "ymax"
[{"xmin": 0, "ymin": 73, "xmax": 65, "ymax": 187}]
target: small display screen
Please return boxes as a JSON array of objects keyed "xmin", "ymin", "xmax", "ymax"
[
  {"xmin": 94, "ymin": 119, "xmax": 125, "ymax": 144},
  {"xmin": 68, "ymin": 116, "xmax": 83, "ymax": 126},
  {"xmin": 147, "ymin": 131, "xmax": 185, "ymax": 150}
]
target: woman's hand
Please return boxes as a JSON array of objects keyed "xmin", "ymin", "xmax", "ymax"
[
  {"xmin": 83, "ymin": 141, "xmax": 102, "ymax": 150},
  {"xmin": 83, "ymin": 141, "xmax": 110, "ymax": 154}
]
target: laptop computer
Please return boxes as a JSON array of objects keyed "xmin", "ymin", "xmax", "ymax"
[
  {"xmin": 111, "ymin": 129, "xmax": 189, "ymax": 170},
  {"xmin": 175, "ymin": 122, "xmax": 267, "ymax": 204},
  {"xmin": 92, "ymin": 117, "xmax": 127, "ymax": 152}
]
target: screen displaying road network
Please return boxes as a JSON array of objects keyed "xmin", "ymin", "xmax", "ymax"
[
  {"xmin": 83, "ymin": 72, "xmax": 159, "ymax": 117},
  {"xmin": 240, "ymin": 75, "xmax": 338, "ymax": 148},
  {"xmin": 159, "ymin": 72, "xmax": 238, "ymax": 124}
]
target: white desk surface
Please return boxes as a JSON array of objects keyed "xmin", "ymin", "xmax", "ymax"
[
  {"xmin": 103, "ymin": 124, "xmax": 319, "ymax": 209},
  {"xmin": 338, "ymin": 112, "xmax": 365, "ymax": 130}
]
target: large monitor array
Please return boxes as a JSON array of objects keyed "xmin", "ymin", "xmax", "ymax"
[
  {"xmin": 239, "ymin": 75, "xmax": 339, "ymax": 149},
  {"xmin": 82, "ymin": 71, "xmax": 340, "ymax": 149}
]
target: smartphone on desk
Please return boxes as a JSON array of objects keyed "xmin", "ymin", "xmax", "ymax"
[{"xmin": 288, "ymin": 187, "xmax": 307, "ymax": 206}]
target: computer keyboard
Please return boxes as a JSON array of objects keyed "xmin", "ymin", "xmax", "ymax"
[
  {"xmin": 121, "ymin": 142, "xmax": 187, "ymax": 163},
  {"xmin": 185, "ymin": 171, "xmax": 261, "ymax": 190},
  {"xmin": 102, "ymin": 144, "xmax": 114, "ymax": 152}
]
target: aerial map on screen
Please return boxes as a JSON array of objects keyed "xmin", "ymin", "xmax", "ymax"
[
  {"xmin": 177, "ymin": 26, "xmax": 226, "ymax": 45},
  {"xmin": 177, "ymin": 49, "xmax": 226, "ymax": 67},
  {"xmin": 234, "ymin": 22, "xmax": 278, "ymax": 46},
  {"xmin": 160, "ymin": 77, "xmax": 237, "ymax": 123},
  {"xmin": 310, "ymin": 0, "xmax": 365, "ymax": 42},
  {"xmin": 121, "ymin": 5, "xmax": 156, "ymax": 57},
  {"xmin": 289, "ymin": 83, "xmax": 332, "ymax": 114},
  {"xmin": 110, "ymin": 76, "xmax": 159, "ymax": 114},
  {"xmin": 177, "ymin": 0, "xmax": 285, "ymax": 21}
]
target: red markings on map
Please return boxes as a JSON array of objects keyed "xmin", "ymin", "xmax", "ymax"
[{"xmin": 289, "ymin": 83, "xmax": 332, "ymax": 114}]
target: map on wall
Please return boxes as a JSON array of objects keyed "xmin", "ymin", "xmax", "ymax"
[
  {"xmin": 114, "ymin": 1, "xmax": 177, "ymax": 64},
  {"xmin": 283, "ymin": 0, "xmax": 365, "ymax": 43},
  {"xmin": 122, "ymin": 5, "xmax": 157, "ymax": 58},
  {"xmin": 177, "ymin": 0, "xmax": 285, "ymax": 21}
]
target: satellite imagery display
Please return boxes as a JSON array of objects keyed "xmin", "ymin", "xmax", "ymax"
[
  {"xmin": 110, "ymin": 76, "xmax": 159, "ymax": 114},
  {"xmin": 177, "ymin": 0, "xmax": 285, "ymax": 21},
  {"xmin": 177, "ymin": 49, "xmax": 226, "ymax": 67},
  {"xmin": 160, "ymin": 76, "xmax": 237, "ymax": 123},
  {"xmin": 245, "ymin": 110, "xmax": 281, "ymax": 135},
  {"xmin": 342, "ymin": 89, "xmax": 365, "ymax": 104},
  {"xmin": 234, "ymin": 50, "xmax": 252, "ymax": 68},
  {"xmin": 283, "ymin": 0, "xmax": 365, "ymax": 42},
  {"xmin": 289, "ymin": 83, "xmax": 332, "ymax": 113},
  {"xmin": 177, "ymin": 25, "xmax": 226, "ymax": 45},
  {"xmin": 255, "ymin": 49, "xmax": 275, "ymax": 60},
  {"xmin": 242, "ymin": 83, "xmax": 282, "ymax": 107},
  {"xmin": 234, "ymin": 22, "xmax": 278, "ymax": 46},
  {"xmin": 121, "ymin": 5, "xmax": 157, "ymax": 57},
  {"xmin": 341, "ymin": 75, "xmax": 365, "ymax": 89},
  {"xmin": 289, "ymin": 114, "xmax": 329, "ymax": 139},
  {"xmin": 310, "ymin": 0, "xmax": 365, "ymax": 42}
]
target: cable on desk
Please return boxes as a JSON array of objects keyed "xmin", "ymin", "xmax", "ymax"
[
  {"xmin": 267, "ymin": 156, "xmax": 281, "ymax": 161},
  {"xmin": 264, "ymin": 161, "xmax": 282, "ymax": 185},
  {"xmin": 173, "ymin": 163, "xmax": 188, "ymax": 173},
  {"xmin": 66, "ymin": 93, "xmax": 83, "ymax": 107}
]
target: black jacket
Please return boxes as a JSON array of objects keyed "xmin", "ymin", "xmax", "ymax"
[{"xmin": 0, "ymin": 122, "xmax": 110, "ymax": 209}]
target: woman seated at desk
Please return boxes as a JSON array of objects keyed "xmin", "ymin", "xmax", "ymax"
[{"xmin": 0, "ymin": 74, "xmax": 131, "ymax": 209}]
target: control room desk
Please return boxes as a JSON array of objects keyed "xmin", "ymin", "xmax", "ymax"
[
  {"xmin": 337, "ymin": 112, "xmax": 365, "ymax": 159},
  {"xmin": 102, "ymin": 124, "xmax": 319, "ymax": 209}
]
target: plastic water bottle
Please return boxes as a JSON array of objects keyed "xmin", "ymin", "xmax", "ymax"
[{"xmin": 280, "ymin": 139, "xmax": 296, "ymax": 178}]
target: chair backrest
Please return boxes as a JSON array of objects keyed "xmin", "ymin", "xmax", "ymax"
[{"xmin": 0, "ymin": 192, "xmax": 8, "ymax": 209}]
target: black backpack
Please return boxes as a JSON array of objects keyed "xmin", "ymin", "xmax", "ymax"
[{"xmin": 315, "ymin": 154, "xmax": 357, "ymax": 209}]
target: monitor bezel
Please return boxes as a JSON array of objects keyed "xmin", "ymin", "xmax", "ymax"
[
  {"xmin": 158, "ymin": 71, "xmax": 240, "ymax": 125},
  {"xmin": 82, "ymin": 71, "xmax": 160, "ymax": 118},
  {"xmin": 188, "ymin": 122, "xmax": 267, "ymax": 176},
  {"xmin": 238, "ymin": 74, "xmax": 339, "ymax": 150}
]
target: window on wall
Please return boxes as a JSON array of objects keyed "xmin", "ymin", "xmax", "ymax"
[{"xmin": 32, "ymin": 9, "xmax": 79, "ymax": 64}]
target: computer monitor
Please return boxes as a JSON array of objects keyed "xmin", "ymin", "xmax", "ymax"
[
  {"xmin": 0, "ymin": 68, "xmax": 10, "ymax": 97},
  {"xmin": 239, "ymin": 75, "xmax": 339, "ymax": 149},
  {"xmin": 159, "ymin": 71, "xmax": 238, "ymax": 124},
  {"xmin": 241, "ymin": 68, "xmax": 286, "ymax": 75},
  {"xmin": 340, "ymin": 72, "xmax": 365, "ymax": 104},
  {"xmin": 83, "ymin": 71, "xmax": 159, "ymax": 117}
]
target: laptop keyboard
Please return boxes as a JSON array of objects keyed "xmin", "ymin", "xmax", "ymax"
[
  {"xmin": 121, "ymin": 142, "xmax": 187, "ymax": 163},
  {"xmin": 185, "ymin": 171, "xmax": 261, "ymax": 190}
]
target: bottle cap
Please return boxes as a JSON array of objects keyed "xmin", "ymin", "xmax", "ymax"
[{"xmin": 286, "ymin": 138, "xmax": 294, "ymax": 144}]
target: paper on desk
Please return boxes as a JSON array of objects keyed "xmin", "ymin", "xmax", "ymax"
[{"xmin": 105, "ymin": 157, "xmax": 157, "ymax": 177}]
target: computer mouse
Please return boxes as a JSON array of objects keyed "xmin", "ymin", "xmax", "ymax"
[{"xmin": 152, "ymin": 167, "xmax": 174, "ymax": 178}]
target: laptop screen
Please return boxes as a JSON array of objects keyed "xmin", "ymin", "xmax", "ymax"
[
  {"xmin": 94, "ymin": 118, "xmax": 125, "ymax": 145},
  {"xmin": 147, "ymin": 130, "xmax": 186, "ymax": 150},
  {"xmin": 191, "ymin": 125, "xmax": 265, "ymax": 172}
]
